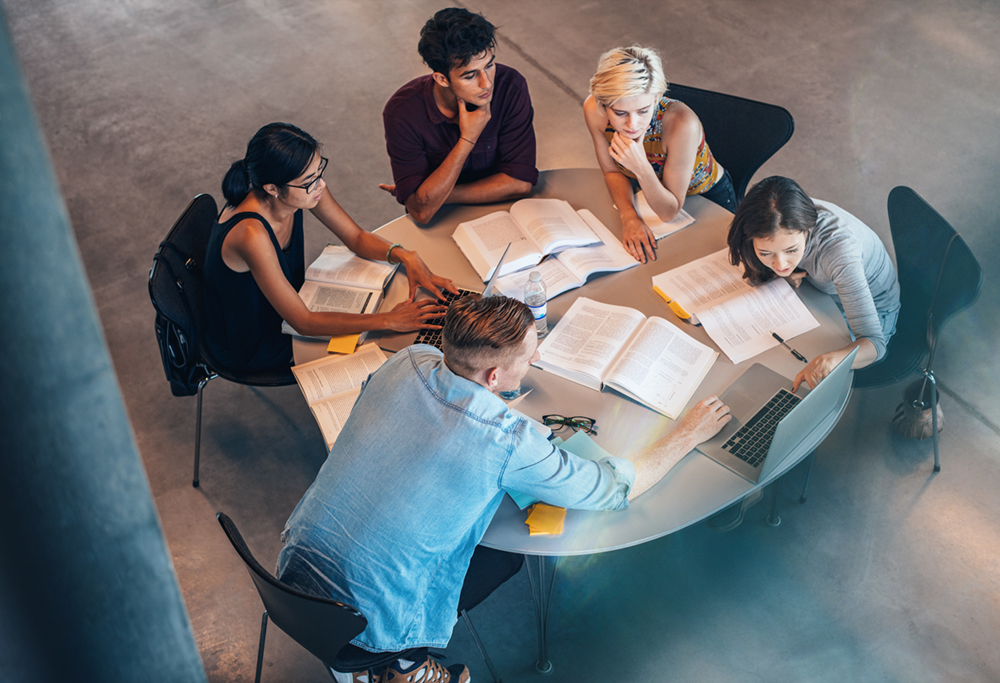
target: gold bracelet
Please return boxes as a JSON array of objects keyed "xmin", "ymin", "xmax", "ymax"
[{"xmin": 386, "ymin": 243, "xmax": 403, "ymax": 264}]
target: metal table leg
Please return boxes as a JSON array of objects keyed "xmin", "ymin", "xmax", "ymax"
[{"xmin": 524, "ymin": 555, "xmax": 557, "ymax": 674}]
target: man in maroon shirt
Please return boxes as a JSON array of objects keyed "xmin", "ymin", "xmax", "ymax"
[{"xmin": 380, "ymin": 8, "xmax": 539, "ymax": 224}]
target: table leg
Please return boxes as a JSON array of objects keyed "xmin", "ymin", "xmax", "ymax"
[
  {"xmin": 766, "ymin": 479, "xmax": 782, "ymax": 527},
  {"xmin": 524, "ymin": 555, "xmax": 556, "ymax": 674}
]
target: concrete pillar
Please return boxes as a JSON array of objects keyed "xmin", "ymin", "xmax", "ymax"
[{"xmin": 0, "ymin": 9, "xmax": 207, "ymax": 682}]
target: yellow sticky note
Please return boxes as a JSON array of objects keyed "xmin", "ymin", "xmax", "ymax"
[
  {"xmin": 525, "ymin": 503, "xmax": 566, "ymax": 536},
  {"xmin": 327, "ymin": 333, "xmax": 361, "ymax": 355}
]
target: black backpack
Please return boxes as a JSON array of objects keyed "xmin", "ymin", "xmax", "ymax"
[{"xmin": 148, "ymin": 195, "xmax": 218, "ymax": 396}]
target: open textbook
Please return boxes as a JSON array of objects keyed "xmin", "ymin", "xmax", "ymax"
[
  {"xmin": 452, "ymin": 198, "xmax": 601, "ymax": 281},
  {"xmin": 291, "ymin": 343, "xmax": 387, "ymax": 450},
  {"xmin": 651, "ymin": 248, "xmax": 819, "ymax": 364},
  {"xmin": 634, "ymin": 190, "xmax": 697, "ymax": 239},
  {"xmin": 534, "ymin": 298, "xmax": 718, "ymax": 419},
  {"xmin": 282, "ymin": 245, "xmax": 397, "ymax": 339},
  {"xmin": 494, "ymin": 209, "xmax": 638, "ymax": 301}
]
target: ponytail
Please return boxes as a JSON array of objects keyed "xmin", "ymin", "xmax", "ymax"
[{"xmin": 222, "ymin": 158, "xmax": 252, "ymax": 207}]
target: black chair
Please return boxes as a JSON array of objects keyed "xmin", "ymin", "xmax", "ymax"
[
  {"xmin": 217, "ymin": 512, "xmax": 368, "ymax": 683},
  {"xmin": 852, "ymin": 186, "xmax": 983, "ymax": 471},
  {"xmin": 667, "ymin": 83, "xmax": 795, "ymax": 201},
  {"xmin": 148, "ymin": 195, "xmax": 295, "ymax": 487},
  {"xmin": 217, "ymin": 513, "xmax": 504, "ymax": 683}
]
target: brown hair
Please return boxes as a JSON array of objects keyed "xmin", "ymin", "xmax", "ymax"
[
  {"xmin": 442, "ymin": 295, "xmax": 534, "ymax": 377},
  {"xmin": 727, "ymin": 176, "xmax": 818, "ymax": 285}
]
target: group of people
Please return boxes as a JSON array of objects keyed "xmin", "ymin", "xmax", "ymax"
[{"xmin": 200, "ymin": 7, "xmax": 901, "ymax": 683}]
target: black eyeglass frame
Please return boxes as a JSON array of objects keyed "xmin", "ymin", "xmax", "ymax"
[
  {"xmin": 285, "ymin": 156, "xmax": 329, "ymax": 193},
  {"xmin": 541, "ymin": 414, "xmax": 598, "ymax": 435}
]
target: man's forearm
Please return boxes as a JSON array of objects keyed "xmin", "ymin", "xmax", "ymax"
[
  {"xmin": 447, "ymin": 172, "xmax": 532, "ymax": 204},
  {"xmin": 405, "ymin": 137, "xmax": 475, "ymax": 223}
]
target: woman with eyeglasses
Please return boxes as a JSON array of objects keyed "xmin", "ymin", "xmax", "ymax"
[{"xmin": 204, "ymin": 122, "xmax": 456, "ymax": 373}]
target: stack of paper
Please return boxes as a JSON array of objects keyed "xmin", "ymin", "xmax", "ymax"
[{"xmin": 652, "ymin": 248, "xmax": 819, "ymax": 364}]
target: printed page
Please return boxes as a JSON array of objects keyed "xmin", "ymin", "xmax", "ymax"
[
  {"xmin": 634, "ymin": 191, "xmax": 696, "ymax": 239},
  {"xmin": 291, "ymin": 343, "xmax": 387, "ymax": 405},
  {"xmin": 494, "ymin": 258, "xmax": 580, "ymax": 302},
  {"xmin": 650, "ymin": 248, "xmax": 749, "ymax": 314},
  {"xmin": 509, "ymin": 199, "xmax": 599, "ymax": 252},
  {"xmin": 651, "ymin": 248, "xmax": 818, "ymax": 364},
  {"xmin": 305, "ymin": 245, "xmax": 396, "ymax": 289},
  {"xmin": 555, "ymin": 209, "xmax": 638, "ymax": 280},
  {"xmin": 452, "ymin": 212, "xmax": 537, "ymax": 281},
  {"xmin": 696, "ymin": 279, "xmax": 819, "ymax": 364},
  {"xmin": 299, "ymin": 281, "xmax": 374, "ymax": 314},
  {"xmin": 308, "ymin": 388, "xmax": 363, "ymax": 450},
  {"xmin": 605, "ymin": 317, "xmax": 718, "ymax": 419},
  {"xmin": 535, "ymin": 297, "xmax": 645, "ymax": 385}
]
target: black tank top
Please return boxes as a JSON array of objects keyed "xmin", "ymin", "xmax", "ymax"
[{"xmin": 203, "ymin": 210, "xmax": 305, "ymax": 373}]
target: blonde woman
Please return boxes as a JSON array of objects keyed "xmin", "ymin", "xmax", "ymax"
[{"xmin": 584, "ymin": 46, "xmax": 736, "ymax": 262}]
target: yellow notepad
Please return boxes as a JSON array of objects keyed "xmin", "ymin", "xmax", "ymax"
[
  {"xmin": 327, "ymin": 333, "xmax": 361, "ymax": 354},
  {"xmin": 525, "ymin": 503, "xmax": 566, "ymax": 536}
]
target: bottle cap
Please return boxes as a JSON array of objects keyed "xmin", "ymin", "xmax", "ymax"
[{"xmin": 529, "ymin": 271, "xmax": 541, "ymax": 282}]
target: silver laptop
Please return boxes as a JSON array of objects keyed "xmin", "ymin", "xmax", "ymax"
[
  {"xmin": 696, "ymin": 347, "xmax": 858, "ymax": 483},
  {"xmin": 377, "ymin": 244, "xmax": 511, "ymax": 352}
]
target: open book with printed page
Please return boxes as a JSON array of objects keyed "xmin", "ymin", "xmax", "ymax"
[
  {"xmin": 493, "ymin": 209, "xmax": 639, "ymax": 301},
  {"xmin": 452, "ymin": 198, "xmax": 602, "ymax": 281},
  {"xmin": 634, "ymin": 190, "xmax": 697, "ymax": 239},
  {"xmin": 291, "ymin": 342, "xmax": 387, "ymax": 450},
  {"xmin": 281, "ymin": 245, "xmax": 398, "ymax": 342},
  {"xmin": 533, "ymin": 297, "xmax": 718, "ymax": 420},
  {"xmin": 651, "ymin": 248, "xmax": 819, "ymax": 364}
]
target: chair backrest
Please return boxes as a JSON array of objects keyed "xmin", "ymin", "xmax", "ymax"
[
  {"xmin": 854, "ymin": 186, "xmax": 983, "ymax": 387},
  {"xmin": 667, "ymin": 83, "xmax": 794, "ymax": 201},
  {"xmin": 216, "ymin": 512, "xmax": 368, "ymax": 667},
  {"xmin": 148, "ymin": 194, "xmax": 218, "ymax": 395},
  {"xmin": 889, "ymin": 186, "xmax": 983, "ymax": 355}
]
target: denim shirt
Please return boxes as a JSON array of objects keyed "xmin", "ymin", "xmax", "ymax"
[{"xmin": 277, "ymin": 346, "xmax": 634, "ymax": 652}]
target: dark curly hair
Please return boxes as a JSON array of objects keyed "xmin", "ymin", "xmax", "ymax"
[
  {"xmin": 442, "ymin": 295, "xmax": 533, "ymax": 376},
  {"xmin": 727, "ymin": 176, "xmax": 818, "ymax": 285},
  {"xmin": 418, "ymin": 7, "xmax": 497, "ymax": 76}
]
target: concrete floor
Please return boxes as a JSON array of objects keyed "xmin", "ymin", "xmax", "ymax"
[{"xmin": 4, "ymin": 0, "xmax": 999, "ymax": 681}]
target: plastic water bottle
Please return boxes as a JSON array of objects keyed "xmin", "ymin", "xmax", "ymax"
[{"xmin": 525, "ymin": 271, "xmax": 548, "ymax": 339}]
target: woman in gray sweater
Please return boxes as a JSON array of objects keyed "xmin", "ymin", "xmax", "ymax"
[{"xmin": 728, "ymin": 176, "xmax": 900, "ymax": 393}]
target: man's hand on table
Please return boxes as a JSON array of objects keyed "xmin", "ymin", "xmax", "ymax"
[{"xmin": 675, "ymin": 396, "xmax": 732, "ymax": 447}]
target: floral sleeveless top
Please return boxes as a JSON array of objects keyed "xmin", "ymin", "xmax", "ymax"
[{"xmin": 603, "ymin": 93, "xmax": 723, "ymax": 195}]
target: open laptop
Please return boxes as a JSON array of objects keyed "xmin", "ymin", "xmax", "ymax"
[
  {"xmin": 378, "ymin": 244, "xmax": 511, "ymax": 352},
  {"xmin": 696, "ymin": 347, "xmax": 858, "ymax": 483}
]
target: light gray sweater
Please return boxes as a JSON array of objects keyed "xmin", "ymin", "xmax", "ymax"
[{"xmin": 799, "ymin": 200, "xmax": 900, "ymax": 360}]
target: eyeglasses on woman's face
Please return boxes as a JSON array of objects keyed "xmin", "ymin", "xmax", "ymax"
[{"xmin": 286, "ymin": 156, "xmax": 328, "ymax": 194}]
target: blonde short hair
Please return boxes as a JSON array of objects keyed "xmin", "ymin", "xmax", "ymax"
[{"xmin": 589, "ymin": 46, "xmax": 668, "ymax": 106}]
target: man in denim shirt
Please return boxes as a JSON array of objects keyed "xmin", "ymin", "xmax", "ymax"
[{"xmin": 278, "ymin": 296, "xmax": 730, "ymax": 682}]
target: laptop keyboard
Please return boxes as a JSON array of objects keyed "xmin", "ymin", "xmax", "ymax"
[
  {"xmin": 722, "ymin": 389, "xmax": 802, "ymax": 467},
  {"xmin": 413, "ymin": 288, "xmax": 478, "ymax": 350}
]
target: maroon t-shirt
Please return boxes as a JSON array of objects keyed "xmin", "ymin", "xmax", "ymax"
[{"xmin": 382, "ymin": 64, "xmax": 539, "ymax": 206}]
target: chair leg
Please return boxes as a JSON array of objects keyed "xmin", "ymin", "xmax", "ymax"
[
  {"xmin": 256, "ymin": 610, "xmax": 269, "ymax": 683},
  {"xmin": 926, "ymin": 370, "xmax": 940, "ymax": 472},
  {"xmin": 799, "ymin": 453, "xmax": 816, "ymax": 504},
  {"xmin": 193, "ymin": 376, "xmax": 210, "ymax": 487},
  {"xmin": 461, "ymin": 609, "xmax": 501, "ymax": 683}
]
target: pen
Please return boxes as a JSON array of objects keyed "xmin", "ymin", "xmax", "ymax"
[{"xmin": 772, "ymin": 332, "xmax": 808, "ymax": 363}]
